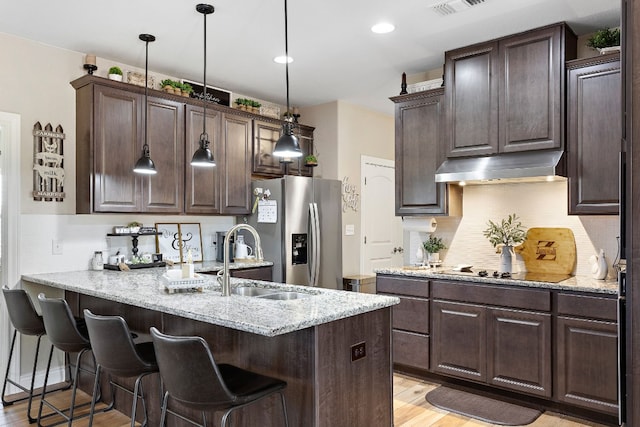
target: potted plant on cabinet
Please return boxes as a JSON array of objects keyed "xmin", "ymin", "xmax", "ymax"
[
  {"xmin": 482, "ymin": 213, "xmax": 526, "ymax": 273},
  {"xmin": 304, "ymin": 154, "xmax": 318, "ymax": 167},
  {"xmin": 180, "ymin": 82, "xmax": 193, "ymax": 97},
  {"xmin": 422, "ymin": 235, "xmax": 446, "ymax": 265},
  {"xmin": 108, "ymin": 66, "xmax": 123, "ymax": 82},
  {"xmin": 587, "ymin": 27, "xmax": 621, "ymax": 54}
]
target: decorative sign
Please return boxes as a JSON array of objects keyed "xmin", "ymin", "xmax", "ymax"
[
  {"xmin": 182, "ymin": 79, "xmax": 231, "ymax": 106},
  {"xmin": 258, "ymin": 200, "xmax": 278, "ymax": 223},
  {"xmin": 178, "ymin": 223, "xmax": 203, "ymax": 262},
  {"xmin": 155, "ymin": 223, "xmax": 203, "ymax": 263},
  {"xmin": 342, "ymin": 176, "xmax": 359, "ymax": 212},
  {"xmin": 32, "ymin": 122, "xmax": 65, "ymax": 201}
]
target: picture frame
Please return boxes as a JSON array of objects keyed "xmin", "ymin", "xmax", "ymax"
[
  {"xmin": 178, "ymin": 223, "xmax": 203, "ymax": 262},
  {"xmin": 155, "ymin": 223, "xmax": 182, "ymax": 263},
  {"xmin": 154, "ymin": 222, "xmax": 204, "ymax": 263}
]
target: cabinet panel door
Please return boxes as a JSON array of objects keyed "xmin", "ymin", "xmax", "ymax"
[
  {"xmin": 220, "ymin": 113, "xmax": 252, "ymax": 214},
  {"xmin": 253, "ymin": 120, "xmax": 283, "ymax": 176},
  {"xmin": 393, "ymin": 330, "xmax": 429, "ymax": 371},
  {"xmin": 556, "ymin": 316, "xmax": 619, "ymax": 415},
  {"xmin": 499, "ymin": 25, "xmax": 562, "ymax": 152},
  {"xmin": 142, "ymin": 96, "xmax": 185, "ymax": 213},
  {"xmin": 567, "ymin": 57, "xmax": 620, "ymax": 215},
  {"xmin": 185, "ymin": 105, "xmax": 221, "ymax": 214},
  {"xmin": 230, "ymin": 266, "xmax": 273, "ymax": 281},
  {"xmin": 93, "ymin": 86, "xmax": 142, "ymax": 212},
  {"xmin": 487, "ymin": 308, "xmax": 551, "ymax": 397},
  {"xmin": 445, "ymin": 42, "xmax": 499, "ymax": 157},
  {"xmin": 394, "ymin": 90, "xmax": 448, "ymax": 215},
  {"xmin": 431, "ymin": 300, "xmax": 486, "ymax": 382}
]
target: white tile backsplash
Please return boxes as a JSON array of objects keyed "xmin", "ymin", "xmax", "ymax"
[{"xmin": 406, "ymin": 181, "xmax": 619, "ymax": 278}]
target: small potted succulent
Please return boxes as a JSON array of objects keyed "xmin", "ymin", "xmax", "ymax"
[
  {"xmin": 161, "ymin": 79, "xmax": 174, "ymax": 93},
  {"xmin": 304, "ymin": 154, "xmax": 318, "ymax": 167},
  {"xmin": 108, "ymin": 66, "xmax": 123, "ymax": 82},
  {"xmin": 180, "ymin": 82, "xmax": 193, "ymax": 97},
  {"xmin": 422, "ymin": 235, "xmax": 447, "ymax": 264}
]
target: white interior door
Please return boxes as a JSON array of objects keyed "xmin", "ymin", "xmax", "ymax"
[
  {"xmin": 361, "ymin": 156, "xmax": 403, "ymax": 275},
  {"xmin": 0, "ymin": 112, "xmax": 20, "ymax": 393}
]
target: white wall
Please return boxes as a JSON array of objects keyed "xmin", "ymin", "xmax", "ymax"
[{"xmin": 407, "ymin": 181, "xmax": 619, "ymax": 279}]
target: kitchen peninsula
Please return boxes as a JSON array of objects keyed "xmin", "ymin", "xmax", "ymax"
[{"xmin": 21, "ymin": 267, "xmax": 399, "ymax": 426}]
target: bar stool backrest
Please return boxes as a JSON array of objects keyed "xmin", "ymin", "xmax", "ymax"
[
  {"xmin": 83, "ymin": 309, "xmax": 156, "ymax": 377},
  {"xmin": 2, "ymin": 287, "xmax": 44, "ymax": 336},
  {"xmin": 150, "ymin": 327, "xmax": 236, "ymax": 410},
  {"xmin": 37, "ymin": 294, "xmax": 90, "ymax": 353}
]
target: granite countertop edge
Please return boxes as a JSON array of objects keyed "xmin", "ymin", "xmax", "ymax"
[
  {"xmin": 21, "ymin": 265, "xmax": 399, "ymax": 337},
  {"xmin": 374, "ymin": 267, "xmax": 619, "ymax": 295}
]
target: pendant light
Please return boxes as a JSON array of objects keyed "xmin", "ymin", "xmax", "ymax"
[
  {"xmin": 272, "ymin": 0, "xmax": 302, "ymax": 158},
  {"xmin": 190, "ymin": 3, "xmax": 216, "ymax": 167},
  {"xmin": 133, "ymin": 33, "xmax": 157, "ymax": 175}
]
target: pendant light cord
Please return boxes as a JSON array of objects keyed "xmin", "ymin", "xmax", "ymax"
[
  {"xmin": 143, "ymin": 39, "xmax": 149, "ymax": 154},
  {"xmin": 284, "ymin": 0, "xmax": 291, "ymax": 118},
  {"xmin": 201, "ymin": 9, "xmax": 208, "ymax": 142}
]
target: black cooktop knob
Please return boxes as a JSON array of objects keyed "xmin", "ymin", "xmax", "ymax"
[
  {"xmin": 478, "ymin": 270, "xmax": 488, "ymax": 277},
  {"xmin": 492, "ymin": 271, "xmax": 499, "ymax": 278}
]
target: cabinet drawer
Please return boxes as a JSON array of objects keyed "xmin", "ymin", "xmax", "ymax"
[
  {"xmin": 556, "ymin": 293, "xmax": 617, "ymax": 322},
  {"xmin": 377, "ymin": 275, "xmax": 429, "ymax": 298},
  {"xmin": 393, "ymin": 330, "xmax": 429, "ymax": 371},
  {"xmin": 432, "ymin": 280, "xmax": 550, "ymax": 311},
  {"xmin": 393, "ymin": 296, "xmax": 429, "ymax": 334}
]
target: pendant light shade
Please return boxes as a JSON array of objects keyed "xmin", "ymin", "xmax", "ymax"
[
  {"xmin": 191, "ymin": 3, "xmax": 216, "ymax": 167},
  {"xmin": 273, "ymin": 0, "xmax": 302, "ymax": 158},
  {"xmin": 133, "ymin": 33, "xmax": 157, "ymax": 175}
]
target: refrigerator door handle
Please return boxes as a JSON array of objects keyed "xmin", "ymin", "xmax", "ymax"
[{"xmin": 309, "ymin": 202, "xmax": 321, "ymax": 287}]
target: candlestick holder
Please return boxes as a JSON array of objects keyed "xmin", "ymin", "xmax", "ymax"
[{"xmin": 83, "ymin": 64, "xmax": 97, "ymax": 75}]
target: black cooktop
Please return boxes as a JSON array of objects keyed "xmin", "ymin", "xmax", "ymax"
[{"xmin": 444, "ymin": 269, "xmax": 571, "ymax": 283}]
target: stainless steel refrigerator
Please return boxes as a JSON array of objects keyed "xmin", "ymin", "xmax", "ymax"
[{"xmin": 239, "ymin": 176, "xmax": 343, "ymax": 289}]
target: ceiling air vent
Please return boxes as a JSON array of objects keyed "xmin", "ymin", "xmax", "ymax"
[{"xmin": 431, "ymin": 0, "xmax": 486, "ymax": 16}]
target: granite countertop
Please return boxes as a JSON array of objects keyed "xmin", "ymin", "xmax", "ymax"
[
  {"xmin": 375, "ymin": 267, "xmax": 619, "ymax": 295},
  {"xmin": 194, "ymin": 260, "xmax": 273, "ymax": 272},
  {"xmin": 22, "ymin": 267, "xmax": 399, "ymax": 337}
]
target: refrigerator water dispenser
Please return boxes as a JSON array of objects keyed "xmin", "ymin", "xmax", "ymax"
[{"xmin": 291, "ymin": 233, "xmax": 308, "ymax": 265}]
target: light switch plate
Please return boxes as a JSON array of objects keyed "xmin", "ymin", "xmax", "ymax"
[{"xmin": 345, "ymin": 224, "xmax": 355, "ymax": 236}]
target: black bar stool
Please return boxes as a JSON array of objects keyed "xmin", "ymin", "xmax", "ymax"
[
  {"xmin": 150, "ymin": 327, "xmax": 289, "ymax": 427},
  {"xmin": 36, "ymin": 294, "xmax": 109, "ymax": 427},
  {"xmin": 83, "ymin": 309, "xmax": 159, "ymax": 427},
  {"xmin": 1, "ymin": 286, "xmax": 71, "ymax": 423}
]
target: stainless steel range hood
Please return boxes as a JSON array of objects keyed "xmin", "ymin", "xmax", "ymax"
[{"xmin": 434, "ymin": 150, "xmax": 566, "ymax": 183}]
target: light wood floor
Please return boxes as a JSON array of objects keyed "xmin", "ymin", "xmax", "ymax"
[{"xmin": 1, "ymin": 374, "xmax": 610, "ymax": 426}]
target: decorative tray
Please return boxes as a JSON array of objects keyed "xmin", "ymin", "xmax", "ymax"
[
  {"xmin": 104, "ymin": 261, "xmax": 166, "ymax": 270},
  {"xmin": 161, "ymin": 272, "xmax": 213, "ymax": 294}
]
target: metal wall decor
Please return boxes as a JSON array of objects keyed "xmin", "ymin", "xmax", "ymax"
[
  {"xmin": 32, "ymin": 122, "xmax": 65, "ymax": 201},
  {"xmin": 342, "ymin": 176, "xmax": 359, "ymax": 212}
]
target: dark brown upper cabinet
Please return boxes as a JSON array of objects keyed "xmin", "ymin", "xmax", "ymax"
[
  {"xmin": 252, "ymin": 119, "xmax": 314, "ymax": 177},
  {"xmin": 566, "ymin": 53, "xmax": 621, "ymax": 215},
  {"xmin": 445, "ymin": 23, "xmax": 577, "ymax": 158},
  {"xmin": 75, "ymin": 82, "xmax": 184, "ymax": 214},
  {"xmin": 391, "ymin": 88, "xmax": 460, "ymax": 216}
]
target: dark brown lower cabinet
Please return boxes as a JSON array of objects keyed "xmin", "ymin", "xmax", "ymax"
[
  {"xmin": 431, "ymin": 300, "xmax": 486, "ymax": 382},
  {"xmin": 487, "ymin": 307, "xmax": 551, "ymax": 397},
  {"xmin": 229, "ymin": 266, "xmax": 273, "ymax": 281},
  {"xmin": 555, "ymin": 292, "xmax": 619, "ymax": 415},
  {"xmin": 377, "ymin": 275, "xmax": 430, "ymax": 372}
]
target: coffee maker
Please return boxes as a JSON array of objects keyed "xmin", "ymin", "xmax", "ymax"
[{"xmin": 215, "ymin": 232, "xmax": 234, "ymax": 262}]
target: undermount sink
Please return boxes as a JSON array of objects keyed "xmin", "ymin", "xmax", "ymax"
[
  {"xmin": 231, "ymin": 286, "xmax": 313, "ymax": 300},
  {"xmin": 259, "ymin": 291, "xmax": 311, "ymax": 300},
  {"xmin": 232, "ymin": 286, "xmax": 278, "ymax": 297}
]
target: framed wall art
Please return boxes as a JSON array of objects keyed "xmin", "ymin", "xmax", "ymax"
[
  {"xmin": 155, "ymin": 223, "xmax": 182, "ymax": 263},
  {"xmin": 178, "ymin": 223, "xmax": 203, "ymax": 262}
]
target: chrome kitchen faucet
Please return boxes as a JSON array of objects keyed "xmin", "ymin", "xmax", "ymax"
[{"xmin": 219, "ymin": 224, "xmax": 264, "ymax": 296}]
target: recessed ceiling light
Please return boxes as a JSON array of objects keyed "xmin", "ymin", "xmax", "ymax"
[
  {"xmin": 274, "ymin": 55, "xmax": 293, "ymax": 64},
  {"xmin": 371, "ymin": 22, "xmax": 395, "ymax": 34}
]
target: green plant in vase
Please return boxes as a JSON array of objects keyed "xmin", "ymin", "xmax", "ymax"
[
  {"xmin": 108, "ymin": 66, "xmax": 123, "ymax": 81},
  {"xmin": 483, "ymin": 213, "xmax": 526, "ymax": 273},
  {"xmin": 422, "ymin": 235, "xmax": 446, "ymax": 265},
  {"xmin": 587, "ymin": 28, "xmax": 621, "ymax": 52}
]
